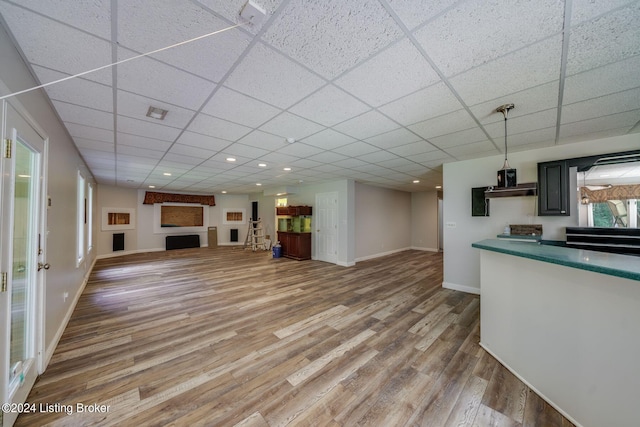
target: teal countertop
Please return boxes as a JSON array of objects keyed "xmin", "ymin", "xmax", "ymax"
[{"xmin": 472, "ymin": 239, "xmax": 640, "ymax": 281}]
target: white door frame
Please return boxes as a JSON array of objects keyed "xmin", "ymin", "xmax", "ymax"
[
  {"xmin": 0, "ymin": 96, "xmax": 48, "ymax": 427},
  {"xmin": 315, "ymin": 191, "xmax": 338, "ymax": 264}
]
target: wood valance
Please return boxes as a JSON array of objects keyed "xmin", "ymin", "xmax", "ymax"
[
  {"xmin": 143, "ymin": 191, "xmax": 215, "ymax": 206},
  {"xmin": 580, "ymin": 184, "xmax": 640, "ymax": 204}
]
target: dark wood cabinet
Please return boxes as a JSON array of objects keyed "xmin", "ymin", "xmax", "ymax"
[
  {"xmin": 277, "ymin": 231, "xmax": 311, "ymax": 260},
  {"xmin": 538, "ymin": 160, "xmax": 569, "ymax": 216},
  {"xmin": 276, "ymin": 205, "xmax": 312, "ymax": 216}
]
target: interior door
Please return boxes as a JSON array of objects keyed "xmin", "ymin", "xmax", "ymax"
[
  {"xmin": 0, "ymin": 101, "xmax": 46, "ymax": 427},
  {"xmin": 315, "ymin": 191, "xmax": 338, "ymax": 264}
]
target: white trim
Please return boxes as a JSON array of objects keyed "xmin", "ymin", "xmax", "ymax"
[
  {"xmin": 355, "ymin": 247, "xmax": 411, "ymax": 262},
  {"xmin": 409, "ymin": 246, "xmax": 439, "ymax": 252},
  {"xmin": 442, "ymin": 281, "xmax": 480, "ymax": 295},
  {"xmin": 154, "ymin": 203, "xmax": 209, "ymax": 234},
  {"xmin": 479, "ymin": 342, "xmax": 583, "ymax": 427}
]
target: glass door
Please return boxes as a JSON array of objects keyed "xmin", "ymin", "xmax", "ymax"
[{"xmin": 1, "ymin": 101, "xmax": 46, "ymax": 427}]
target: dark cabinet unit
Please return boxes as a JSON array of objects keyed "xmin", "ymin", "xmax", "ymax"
[
  {"xmin": 538, "ymin": 160, "xmax": 569, "ymax": 216},
  {"xmin": 277, "ymin": 231, "xmax": 311, "ymax": 260}
]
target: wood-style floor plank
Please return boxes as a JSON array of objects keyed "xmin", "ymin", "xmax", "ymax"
[{"xmin": 16, "ymin": 247, "xmax": 575, "ymax": 426}]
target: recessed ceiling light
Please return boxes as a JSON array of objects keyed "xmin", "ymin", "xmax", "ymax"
[
  {"xmin": 221, "ymin": 190, "xmax": 227, "ymax": 194},
  {"xmin": 226, "ymin": 157, "xmax": 236, "ymax": 162},
  {"xmin": 286, "ymin": 137, "xmax": 296, "ymax": 144},
  {"xmin": 146, "ymin": 106, "xmax": 168, "ymax": 120},
  {"xmin": 283, "ymin": 167, "xmax": 291, "ymax": 171},
  {"xmin": 149, "ymin": 185, "xmax": 156, "ymax": 188},
  {"xmin": 435, "ymin": 185, "xmax": 442, "ymax": 189},
  {"xmin": 413, "ymin": 180, "xmax": 420, "ymax": 183},
  {"xmin": 256, "ymin": 183, "xmax": 262, "ymax": 186},
  {"xmin": 18, "ymin": 174, "xmax": 31, "ymax": 178},
  {"xmin": 258, "ymin": 163, "xmax": 267, "ymax": 167},
  {"xmin": 599, "ymin": 174, "xmax": 610, "ymax": 177},
  {"xmin": 163, "ymin": 172, "xmax": 172, "ymax": 176}
]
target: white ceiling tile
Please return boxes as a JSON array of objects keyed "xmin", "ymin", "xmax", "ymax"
[
  {"xmin": 561, "ymin": 88, "xmax": 640, "ymax": 124},
  {"xmin": 259, "ymin": 152, "xmax": 300, "ymax": 164},
  {"xmin": 187, "ymin": 113, "xmax": 252, "ymax": 141},
  {"xmin": 377, "ymin": 157, "xmax": 421, "ymax": 169},
  {"xmin": 502, "ymin": 127, "xmax": 557, "ymax": 148},
  {"xmin": 331, "ymin": 142, "xmax": 380, "ymax": 157},
  {"xmin": 289, "ymin": 85, "xmax": 370, "ymax": 127},
  {"xmin": 259, "ymin": 112, "xmax": 325, "ymax": 140},
  {"xmin": 563, "ymin": 55, "xmax": 640, "ymax": 104},
  {"xmin": 559, "ymin": 109, "xmax": 639, "ymax": 139},
  {"xmin": 117, "ymin": 144, "xmax": 165, "ymax": 159},
  {"xmin": 32, "ymin": 66, "xmax": 113, "ymax": 112},
  {"xmin": 53, "ymin": 101, "xmax": 113, "ymax": 130},
  {"xmin": 446, "ymin": 140, "xmax": 499, "ymax": 159},
  {"xmin": 224, "ymin": 143, "xmax": 270, "ymax": 159},
  {"xmin": 236, "ymin": 130, "xmax": 290, "ymax": 151},
  {"xmin": 335, "ymin": 38, "xmax": 441, "ymax": 106},
  {"xmin": 225, "ymin": 43, "xmax": 326, "ymax": 109},
  {"xmin": 117, "ymin": 91, "xmax": 196, "ymax": 128},
  {"xmin": 412, "ymin": 150, "xmax": 454, "ymax": 164},
  {"xmin": 275, "ymin": 143, "xmax": 324, "ymax": 158},
  {"xmin": 117, "ymin": 48, "xmax": 216, "ymax": 110},
  {"xmin": 14, "ymin": 0, "xmax": 112, "ymax": 39},
  {"xmin": 202, "ymin": 87, "xmax": 281, "ymax": 127},
  {"xmin": 117, "ymin": 133, "xmax": 173, "ymax": 151},
  {"xmin": 196, "ymin": 0, "xmax": 285, "ymax": 34},
  {"xmin": 450, "ymin": 36, "xmax": 562, "ymax": 105},
  {"xmin": 409, "ymin": 109, "xmax": 478, "ymax": 140},
  {"xmin": 118, "ymin": 0, "xmax": 250, "ymax": 81},
  {"xmin": 364, "ymin": 128, "xmax": 422, "ymax": 150},
  {"xmin": 388, "ymin": 140, "xmax": 440, "ymax": 157},
  {"xmin": 379, "ymin": 82, "xmax": 463, "ymax": 126},
  {"xmin": 262, "ymin": 0, "xmax": 403, "ymax": 79},
  {"xmin": 301, "ymin": 129, "xmax": 356, "ymax": 150},
  {"xmin": 428, "ymin": 127, "xmax": 489, "ymax": 150},
  {"xmin": 74, "ymin": 137, "xmax": 114, "ymax": 152},
  {"xmin": 358, "ymin": 150, "xmax": 400, "ymax": 163},
  {"xmin": 484, "ymin": 109, "xmax": 558, "ymax": 140},
  {"xmin": 414, "ymin": 0, "xmax": 564, "ymax": 77},
  {"xmin": 306, "ymin": 151, "xmax": 349, "ymax": 164},
  {"xmin": 332, "ymin": 158, "xmax": 370, "ymax": 169},
  {"xmin": 449, "ymin": 36, "xmax": 563, "ymax": 106},
  {"xmin": 386, "ymin": 0, "xmax": 460, "ymax": 30},
  {"xmin": 117, "ymin": 116, "xmax": 181, "ymax": 141},
  {"xmin": 175, "ymin": 131, "xmax": 231, "ymax": 152},
  {"xmin": 470, "ymin": 81, "xmax": 560, "ymax": 124},
  {"xmin": 333, "ymin": 110, "xmax": 400, "ymax": 140},
  {"xmin": 65, "ymin": 122, "xmax": 113, "ymax": 143},
  {"xmin": 162, "ymin": 153, "xmax": 204, "ymax": 166},
  {"xmin": 169, "ymin": 143, "xmax": 218, "ymax": 159},
  {"xmin": 0, "ymin": 3, "xmax": 112, "ymax": 84},
  {"xmin": 566, "ymin": 2, "xmax": 640, "ymax": 75},
  {"xmin": 571, "ymin": 0, "xmax": 636, "ymax": 25}
]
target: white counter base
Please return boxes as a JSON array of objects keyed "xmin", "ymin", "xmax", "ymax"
[{"xmin": 479, "ymin": 250, "xmax": 640, "ymax": 427}]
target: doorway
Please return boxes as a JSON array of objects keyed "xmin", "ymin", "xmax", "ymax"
[
  {"xmin": 315, "ymin": 191, "xmax": 338, "ymax": 264},
  {"xmin": 0, "ymin": 100, "xmax": 47, "ymax": 427}
]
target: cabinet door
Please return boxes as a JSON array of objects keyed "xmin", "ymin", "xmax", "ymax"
[
  {"xmin": 538, "ymin": 160, "xmax": 569, "ymax": 216},
  {"xmin": 288, "ymin": 234, "xmax": 300, "ymax": 257},
  {"xmin": 277, "ymin": 232, "xmax": 289, "ymax": 256}
]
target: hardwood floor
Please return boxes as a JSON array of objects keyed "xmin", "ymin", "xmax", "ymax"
[{"xmin": 17, "ymin": 248, "xmax": 574, "ymax": 426}]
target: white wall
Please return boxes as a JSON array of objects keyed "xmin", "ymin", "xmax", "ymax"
[
  {"xmin": 0, "ymin": 26, "xmax": 97, "ymax": 365},
  {"xmin": 96, "ymin": 185, "xmax": 138, "ymax": 255},
  {"xmin": 355, "ymin": 183, "xmax": 412, "ymax": 260},
  {"xmin": 411, "ymin": 190, "xmax": 439, "ymax": 252},
  {"xmin": 443, "ymin": 133, "xmax": 640, "ymax": 294}
]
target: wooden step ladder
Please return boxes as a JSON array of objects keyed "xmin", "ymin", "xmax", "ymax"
[{"xmin": 244, "ymin": 218, "xmax": 266, "ymax": 251}]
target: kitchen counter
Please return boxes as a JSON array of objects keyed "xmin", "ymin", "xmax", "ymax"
[
  {"xmin": 473, "ymin": 238, "xmax": 640, "ymax": 427},
  {"xmin": 472, "ymin": 238, "xmax": 640, "ymax": 281}
]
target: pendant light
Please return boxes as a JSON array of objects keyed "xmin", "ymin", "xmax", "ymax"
[{"xmin": 496, "ymin": 103, "xmax": 517, "ymax": 188}]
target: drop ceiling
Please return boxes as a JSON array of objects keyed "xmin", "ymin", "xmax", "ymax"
[{"xmin": 0, "ymin": 0, "xmax": 638, "ymax": 194}]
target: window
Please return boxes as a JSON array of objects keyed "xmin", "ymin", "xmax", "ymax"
[
  {"xmin": 87, "ymin": 183, "xmax": 93, "ymax": 253},
  {"xmin": 77, "ymin": 171, "xmax": 85, "ymax": 266}
]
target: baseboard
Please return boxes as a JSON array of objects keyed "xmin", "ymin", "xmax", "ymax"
[
  {"xmin": 410, "ymin": 246, "xmax": 439, "ymax": 252},
  {"xmin": 43, "ymin": 257, "xmax": 96, "ymax": 370},
  {"xmin": 479, "ymin": 342, "xmax": 583, "ymax": 427},
  {"xmin": 355, "ymin": 247, "xmax": 411, "ymax": 263},
  {"xmin": 442, "ymin": 281, "xmax": 481, "ymax": 295}
]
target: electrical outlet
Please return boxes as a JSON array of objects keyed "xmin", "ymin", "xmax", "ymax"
[{"xmin": 446, "ymin": 222, "xmax": 457, "ymax": 228}]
